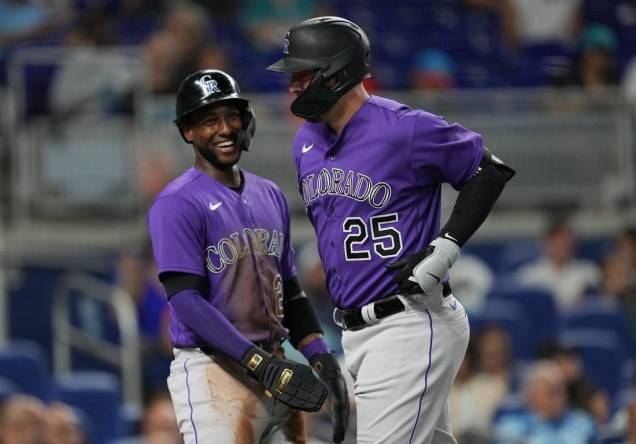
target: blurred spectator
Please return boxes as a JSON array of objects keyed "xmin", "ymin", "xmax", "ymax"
[
  {"xmin": 163, "ymin": 5, "xmax": 208, "ymax": 61},
  {"xmin": 191, "ymin": 0, "xmax": 238, "ymax": 20},
  {"xmin": 622, "ymin": 56, "xmax": 636, "ymax": 102},
  {"xmin": 115, "ymin": 152, "xmax": 179, "ymax": 392},
  {"xmin": 239, "ymin": 0, "xmax": 320, "ymax": 51},
  {"xmin": 509, "ymin": 0, "xmax": 582, "ymax": 47},
  {"xmin": 494, "ymin": 360, "xmax": 596, "ymax": 444},
  {"xmin": 448, "ymin": 254, "xmax": 494, "ymax": 313},
  {"xmin": 143, "ymin": 4, "xmax": 210, "ymax": 94},
  {"xmin": 450, "ymin": 326, "xmax": 514, "ymax": 441},
  {"xmin": 144, "ymin": 30, "xmax": 185, "ymax": 94},
  {"xmin": 536, "ymin": 341, "xmax": 610, "ymax": 425},
  {"xmin": 552, "ymin": 24, "xmax": 619, "ymax": 92},
  {"xmin": 195, "ymin": 45, "xmax": 231, "ymax": 73},
  {"xmin": 598, "ymin": 253, "xmax": 636, "ymax": 307},
  {"xmin": 139, "ymin": 391, "xmax": 180, "ymax": 444},
  {"xmin": 475, "ymin": 325, "xmax": 515, "ymax": 385},
  {"xmin": 42, "ymin": 402, "xmax": 86, "ymax": 444},
  {"xmin": 613, "ymin": 227, "xmax": 636, "ymax": 273},
  {"xmin": 0, "ymin": 394, "xmax": 46, "ymax": 444},
  {"xmin": 516, "ymin": 214, "xmax": 601, "ymax": 311},
  {"xmin": 113, "ymin": 391, "xmax": 181, "ymax": 444},
  {"xmin": 463, "ymin": 0, "xmax": 519, "ymax": 52},
  {"xmin": 612, "ymin": 228, "xmax": 636, "ymax": 342},
  {"xmin": 0, "ymin": 0, "xmax": 68, "ymax": 48},
  {"xmin": 48, "ymin": 11, "xmax": 137, "ymax": 119},
  {"xmin": 629, "ymin": 388, "xmax": 636, "ymax": 444},
  {"xmin": 409, "ymin": 49, "xmax": 456, "ymax": 91}
]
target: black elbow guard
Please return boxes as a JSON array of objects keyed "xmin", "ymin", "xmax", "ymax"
[
  {"xmin": 478, "ymin": 147, "xmax": 515, "ymax": 182},
  {"xmin": 440, "ymin": 148, "xmax": 515, "ymax": 246}
]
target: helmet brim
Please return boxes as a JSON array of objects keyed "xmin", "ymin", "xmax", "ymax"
[
  {"xmin": 174, "ymin": 96, "xmax": 249, "ymax": 124},
  {"xmin": 267, "ymin": 56, "xmax": 325, "ymax": 73}
]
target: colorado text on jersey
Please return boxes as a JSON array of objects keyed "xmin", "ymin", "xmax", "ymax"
[
  {"xmin": 301, "ymin": 168, "xmax": 391, "ymax": 209},
  {"xmin": 205, "ymin": 228, "xmax": 284, "ymax": 273}
]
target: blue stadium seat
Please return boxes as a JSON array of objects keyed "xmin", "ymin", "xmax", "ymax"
[
  {"xmin": 54, "ymin": 371, "xmax": 125, "ymax": 444},
  {"xmin": 0, "ymin": 340, "xmax": 50, "ymax": 400},
  {"xmin": 561, "ymin": 300, "xmax": 635, "ymax": 359},
  {"xmin": 0, "ymin": 376, "xmax": 18, "ymax": 401},
  {"xmin": 495, "ymin": 241, "xmax": 541, "ymax": 273},
  {"xmin": 560, "ymin": 328, "xmax": 631, "ymax": 406},
  {"xmin": 469, "ymin": 298, "xmax": 529, "ymax": 360},
  {"xmin": 489, "ymin": 283, "xmax": 559, "ymax": 359}
]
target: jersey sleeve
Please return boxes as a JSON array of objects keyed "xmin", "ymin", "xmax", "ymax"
[
  {"xmin": 410, "ymin": 111, "xmax": 484, "ymax": 190},
  {"xmin": 147, "ymin": 194, "xmax": 206, "ymax": 276}
]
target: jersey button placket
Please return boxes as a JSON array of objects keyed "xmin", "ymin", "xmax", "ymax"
[{"xmin": 242, "ymin": 196, "xmax": 256, "ymax": 225}]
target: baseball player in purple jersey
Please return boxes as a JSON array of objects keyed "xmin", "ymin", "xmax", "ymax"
[
  {"xmin": 147, "ymin": 69, "xmax": 349, "ymax": 444},
  {"xmin": 268, "ymin": 17, "xmax": 515, "ymax": 444}
]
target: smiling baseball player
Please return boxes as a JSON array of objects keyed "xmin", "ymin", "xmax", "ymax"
[
  {"xmin": 268, "ymin": 17, "xmax": 515, "ymax": 443},
  {"xmin": 147, "ymin": 69, "xmax": 349, "ymax": 444}
]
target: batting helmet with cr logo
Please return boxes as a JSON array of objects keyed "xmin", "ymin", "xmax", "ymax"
[{"xmin": 174, "ymin": 69, "xmax": 255, "ymax": 151}]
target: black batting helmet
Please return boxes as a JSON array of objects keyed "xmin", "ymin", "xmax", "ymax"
[
  {"xmin": 174, "ymin": 69, "xmax": 256, "ymax": 151},
  {"xmin": 267, "ymin": 16, "xmax": 371, "ymax": 121}
]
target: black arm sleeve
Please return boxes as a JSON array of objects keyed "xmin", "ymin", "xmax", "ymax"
[
  {"xmin": 281, "ymin": 277, "xmax": 323, "ymax": 348},
  {"xmin": 159, "ymin": 272, "xmax": 207, "ymax": 298},
  {"xmin": 440, "ymin": 149, "xmax": 515, "ymax": 247}
]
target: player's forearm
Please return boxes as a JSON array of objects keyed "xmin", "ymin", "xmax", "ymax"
[
  {"xmin": 169, "ymin": 288, "xmax": 252, "ymax": 362},
  {"xmin": 440, "ymin": 148, "xmax": 515, "ymax": 247}
]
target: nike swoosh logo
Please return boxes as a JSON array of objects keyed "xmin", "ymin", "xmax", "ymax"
[
  {"xmin": 301, "ymin": 143, "xmax": 314, "ymax": 153},
  {"xmin": 425, "ymin": 272, "xmax": 440, "ymax": 284},
  {"xmin": 209, "ymin": 202, "xmax": 222, "ymax": 211},
  {"xmin": 444, "ymin": 233, "xmax": 458, "ymax": 243},
  {"xmin": 450, "ymin": 300, "xmax": 457, "ymax": 310}
]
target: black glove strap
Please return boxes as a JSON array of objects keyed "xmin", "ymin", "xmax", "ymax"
[{"xmin": 240, "ymin": 345, "xmax": 272, "ymax": 380}]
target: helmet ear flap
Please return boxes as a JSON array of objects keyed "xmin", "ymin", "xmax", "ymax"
[{"xmin": 237, "ymin": 107, "xmax": 256, "ymax": 151}]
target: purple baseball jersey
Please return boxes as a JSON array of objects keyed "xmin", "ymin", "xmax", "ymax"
[
  {"xmin": 293, "ymin": 96, "xmax": 483, "ymax": 309},
  {"xmin": 147, "ymin": 167, "xmax": 297, "ymax": 348}
]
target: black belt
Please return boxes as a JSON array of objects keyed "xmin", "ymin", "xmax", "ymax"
[
  {"xmin": 200, "ymin": 338, "xmax": 282, "ymax": 355},
  {"xmin": 339, "ymin": 282, "xmax": 452, "ymax": 330}
]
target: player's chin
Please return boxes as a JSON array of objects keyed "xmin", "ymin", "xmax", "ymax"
[
  {"xmin": 218, "ymin": 150, "xmax": 242, "ymax": 168},
  {"xmin": 214, "ymin": 145, "xmax": 241, "ymax": 162}
]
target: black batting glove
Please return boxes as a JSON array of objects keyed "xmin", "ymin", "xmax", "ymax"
[
  {"xmin": 241, "ymin": 345, "xmax": 328, "ymax": 412},
  {"xmin": 310, "ymin": 352, "xmax": 350, "ymax": 443}
]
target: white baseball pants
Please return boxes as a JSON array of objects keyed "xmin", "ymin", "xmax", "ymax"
[
  {"xmin": 342, "ymin": 292, "xmax": 469, "ymax": 444},
  {"xmin": 167, "ymin": 348, "xmax": 306, "ymax": 444}
]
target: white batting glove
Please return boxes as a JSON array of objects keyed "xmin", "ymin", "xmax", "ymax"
[{"xmin": 386, "ymin": 237, "xmax": 460, "ymax": 295}]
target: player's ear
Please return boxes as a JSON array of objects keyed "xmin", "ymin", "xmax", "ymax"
[{"xmin": 182, "ymin": 125, "xmax": 194, "ymax": 143}]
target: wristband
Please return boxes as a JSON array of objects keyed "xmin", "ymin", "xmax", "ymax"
[{"xmin": 300, "ymin": 337, "xmax": 330, "ymax": 362}]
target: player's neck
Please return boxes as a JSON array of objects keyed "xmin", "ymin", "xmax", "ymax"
[
  {"xmin": 325, "ymin": 84, "xmax": 370, "ymax": 134},
  {"xmin": 195, "ymin": 159, "xmax": 241, "ymax": 188}
]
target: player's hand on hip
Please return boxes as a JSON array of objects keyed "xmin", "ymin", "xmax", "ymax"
[
  {"xmin": 241, "ymin": 345, "xmax": 328, "ymax": 412},
  {"xmin": 386, "ymin": 237, "xmax": 460, "ymax": 295},
  {"xmin": 310, "ymin": 352, "xmax": 350, "ymax": 443}
]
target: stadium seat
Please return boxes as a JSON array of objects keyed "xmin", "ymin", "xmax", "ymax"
[
  {"xmin": 559, "ymin": 328, "xmax": 631, "ymax": 406},
  {"xmin": 469, "ymin": 299, "xmax": 530, "ymax": 360},
  {"xmin": 495, "ymin": 241, "xmax": 541, "ymax": 273},
  {"xmin": 54, "ymin": 371, "xmax": 125, "ymax": 444},
  {"xmin": 489, "ymin": 283, "xmax": 560, "ymax": 359},
  {"xmin": 0, "ymin": 376, "xmax": 18, "ymax": 401},
  {"xmin": 561, "ymin": 300, "xmax": 635, "ymax": 359},
  {"xmin": 0, "ymin": 340, "xmax": 50, "ymax": 400}
]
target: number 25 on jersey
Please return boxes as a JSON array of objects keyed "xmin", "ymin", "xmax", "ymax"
[{"xmin": 343, "ymin": 213, "xmax": 403, "ymax": 261}]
